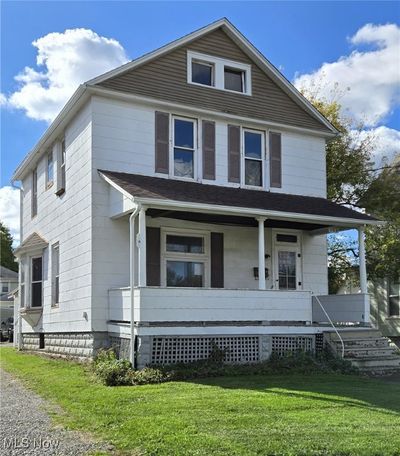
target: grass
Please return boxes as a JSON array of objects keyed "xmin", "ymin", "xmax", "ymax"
[{"xmin": 1, "ymin": 347, "xmax": 400, "ymax": 456}]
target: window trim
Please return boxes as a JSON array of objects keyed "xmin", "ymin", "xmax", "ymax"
[
  {"xmin": 242, "ymin": 128, "xmax": 265, "ymax": 189},
  {"xmin": 187, "ymin": 51, "xmax": 252, "ymax": 95},
  {"xmin": 170, "ymin": 115, "xmax": 197, "ymax": 181},
  {"xmin": 56, "ymin": 139, "xmax": 66, "ymax": 196},
  {"xmin": 46, "ymin": 149, "xmax": 54, "ymax": 189},
  {"xmin": 161, "ymin": 228, "xmax": 210, "ymax": 288}
]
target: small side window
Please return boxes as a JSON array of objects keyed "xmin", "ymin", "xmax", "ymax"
[
  {"xmin": 46, "ymin": 150, "xmax": 54, "ymax": 188},
  {"xmin": 31, "ymin": 256, "xmax": 43, "ymax": 308},
  {"xmin": 32, "ymin": 168, "xmax": 38, "ymax": 218},
  {"xmin": 56, "ymin": 139, "xmax": 66, "ymax": 196}
]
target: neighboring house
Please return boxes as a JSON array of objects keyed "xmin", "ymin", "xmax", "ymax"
[
  {"xmin": 0, "ymin": 267, "xmax": 18, "ymax": 338},
  {"xmin": 338, "ymin": 273, "xmax": 400, "ymax": 347},
  {"xmin": 12, "ymin": 19, "xmax": 382, "ymax": 367},
  {"xmin": 0, "ymin": 266, "xmax": 18, "ymax": 295}
]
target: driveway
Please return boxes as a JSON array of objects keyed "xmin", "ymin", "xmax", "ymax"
[{"xmin": 0, "ymin": 368, "xmax": 111, "ymax": 455}]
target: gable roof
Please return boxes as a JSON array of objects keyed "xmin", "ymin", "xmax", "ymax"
[
  {"xmin": 14, "ymin": 232, "xmax": 48, "ymax": 256},
  {"xmin": 0, "ymin": 266, "xmax": 18, "ymax": 280},
  {"xmin": 13, "ymin": 18, "xmax": 337, "ymax": 182},
  {"xmin": 99, "ymin": 170, "xmax": 379, "ymax": 227},
  {"xmin": 88, "ymin": 18, "xmax": 337, "ymax": 135}
]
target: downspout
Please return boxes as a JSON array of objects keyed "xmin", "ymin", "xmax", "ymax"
[
  {"xmin": 129, "ymin": 204, "xmax": 141, "ymax": 369},
  {"xmin": 11, "ymin": 180, "xmax": 23, "ymax": 350}
]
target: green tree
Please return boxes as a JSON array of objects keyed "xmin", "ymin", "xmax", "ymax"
[
  {"xmin": 301, "ymin": 87, "xmax": 399, "ymax": 287},
  {"xmin": 0, "ymin": 222, "xmax": 18, "ymax": 272}
]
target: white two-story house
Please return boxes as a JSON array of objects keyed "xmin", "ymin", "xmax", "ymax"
[{"xmin": 13, "ymin": 19, "xmax": 381, "ymax": 368}]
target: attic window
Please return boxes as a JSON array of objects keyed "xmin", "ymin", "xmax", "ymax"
[
  {"xmin": 191, "ymin": 61, "xmax": 213, "ymax": 86},
  {"xmin": 187, "ymin": 51, "xmax": 251, "ymax": 95}
]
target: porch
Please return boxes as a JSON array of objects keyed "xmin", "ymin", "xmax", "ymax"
[{"xmin": 108, "ymin": 287, "xmax": 370, "ymax": 327}]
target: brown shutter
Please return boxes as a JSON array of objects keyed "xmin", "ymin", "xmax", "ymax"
[
  {"xmin": 146, "ymin": 227, "xmax": 160, "ymax": 286},
  {"xmin": 202, "ymin": 120, "xmax": 216, "ymax": 180},
  {"xmin": 228, "ymin": 125, "xmax": 240, "ymax": 183},
  {"xmin": 269, "ymin": 132, "xmax": 282, "ymax": 188},
  {"xmin": 211, "ymin": 232, "xmax": 224, "ymax": 288},
  {"xmin": 155, "ymin": 111, "xmax": 169, "ymax": 174}
]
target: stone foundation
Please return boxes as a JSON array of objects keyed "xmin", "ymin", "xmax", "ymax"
[{"xmin": 21, "ymin": 332, "xmax": 109, "ymax": 359}]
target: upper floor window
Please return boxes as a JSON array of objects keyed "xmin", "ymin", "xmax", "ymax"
[
  {"xmin": 173, "ymin": 117, "xmax": 196, "ymax": 179},
  {"xmin": 56, "ymin": 139, "xmax": 66, "ymax": 196},
  {"xmin": 187, "ymin": 51, "xmax": 251, "ymax": 95},
  {"xmin": 243, "ymin": 130, "xmax": 264, "ymax": 187},
  {"xmin": 46, "ymin": 149, "xmax": 54, "ymax": 188},
  {"xmin": 225, "ymin": 67, "xmax": 244, "ymax": 93},
  {"xmin": 191, "ymin": 60, "xmax": 214, "ymax": 86},
  {"xmin": 31, "ymin": 168, "xmax": 38, "ymax": 218}
]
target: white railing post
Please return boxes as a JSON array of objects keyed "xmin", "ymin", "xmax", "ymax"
[{"xmin": 256, "ymin": 217, "xmax": 266, "ymax": 290}]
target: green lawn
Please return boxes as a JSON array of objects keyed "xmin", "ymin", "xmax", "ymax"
[{"xmin": 1, "ymin": 347, "xmax": 400, "ymax": 456}]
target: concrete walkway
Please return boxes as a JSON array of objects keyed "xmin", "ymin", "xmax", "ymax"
[{"xmin": 0, "ymin": 368, "xmax": 110, "ymax": 455}]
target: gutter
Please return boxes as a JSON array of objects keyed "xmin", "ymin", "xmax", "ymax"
[{"xmin": 129, "ymin": 204, "xmax": 141, "ymax": 369}]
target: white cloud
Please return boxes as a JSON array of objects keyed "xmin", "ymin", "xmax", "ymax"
[
  {"xmin": 0, "ymin": 186, "xmax": 20, "ymax": 245},
  {"xmin": 3, "ymin": 28, "xmax": 129, "ymax": 122},
  {"xmin": 353, "ymin": 126, "xmax": 400, "ymax": 168},
  {"xmin": 294, "ymin": 23, "xmax": 400, "ymax": 127}
]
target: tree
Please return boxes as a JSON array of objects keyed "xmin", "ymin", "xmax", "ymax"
[
  {"xmin": 301, "ymin": 86, "xmax": 399, "ymax": 288},
  {"xmin": 0, "ymin": 222, "xmax": 18, "ymax": 272},
  {"xmin": 362, "ymin": 159, "xmax": 400, "ymax": 280}
]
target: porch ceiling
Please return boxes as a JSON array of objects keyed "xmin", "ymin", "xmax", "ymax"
[{"xmin": 147, "ymin": 208, "xmax": 324, "ymax": 230}]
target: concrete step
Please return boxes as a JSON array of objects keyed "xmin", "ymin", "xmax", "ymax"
[
  {"xmin": 343, "ymin": 347, "xmax": 396, "ymax": 358},
  {"xmin": 328, "ymin": 329, "xmax": 382, "ymax": 341},
  {"xmin": 333, "ymin": 338, "xmax": 390, "ymax": 348},
  {"xmin": 347, "ymin": 356, "xmax": 400, "ymax": 369}
]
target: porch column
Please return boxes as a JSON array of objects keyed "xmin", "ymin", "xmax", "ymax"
[
  {"xmin": 256, "ymin": 217, "xmax": 267, "ymax": 290},
  {"xmin": 358, "ymin": 226, "xmax": 370, "ymax": 323},
  {"xmin": 137, "ymin": 206, "xmax": 147, "ymax": 287},
  {"xmin": 358, "ymin": 226, "xmax": 367, "ymax": 294}
]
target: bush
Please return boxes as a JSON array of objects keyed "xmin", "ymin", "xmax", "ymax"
[{"xmin": 92, "ymin": 346, "xmax": 358, "ymax": 387}]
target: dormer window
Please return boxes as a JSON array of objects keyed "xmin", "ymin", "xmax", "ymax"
[{"xmin": 187, "ymin": 51, "xmax": 251, "ymax": 95}]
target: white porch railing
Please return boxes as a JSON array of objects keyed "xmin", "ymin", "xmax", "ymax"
[
  {"xmin": 312, "ymin": 294, "xmax": 370, "ymax": 324},
  {"xmin": 109, "ymin": 287, "xmax": 313, "ymax": 323}
]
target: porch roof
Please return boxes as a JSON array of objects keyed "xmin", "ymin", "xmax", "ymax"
[{"xmin": 99, "ymin": 170, "xmax": 379, "ymax": 228}]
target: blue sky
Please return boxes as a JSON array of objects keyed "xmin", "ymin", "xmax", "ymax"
[{"xmin": 1, "ymin": 1, "xmax": 399, "ymax": 240}]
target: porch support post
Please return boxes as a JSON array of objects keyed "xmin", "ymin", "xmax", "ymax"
[
  {"xmin": 137, "ymin": 206, "xmax": 147, "ymax": 287},
  {"xmin": 256, "ymin": 217, "xmax": 267, "ymax": 290},
  {"xmin": 358, "ymin": 225, "xmax": 370, "ymax": 323},
  {"xmin": 129, "ymin": 206, "xmax": 140, "ymax": 369},
  {"xmin": 358, "ymin": 226, "xmax": 367, "ymax": 294}
]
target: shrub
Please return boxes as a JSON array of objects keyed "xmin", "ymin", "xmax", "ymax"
[{"xmin": 92, "ymin": 347, "xmax": 358, "ymax": 387}]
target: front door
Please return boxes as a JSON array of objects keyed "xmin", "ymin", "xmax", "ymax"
[{"xmin": 274, "ymin": 247, "xmax": 301, "ymax": 291}]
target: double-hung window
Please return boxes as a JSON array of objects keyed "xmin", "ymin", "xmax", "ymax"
[
  {"xmin": 52, "ymin": 244, "xmax": 60, "ymax": 306},
  {"xmin": 163, "ymin": 231, "xmax": 209, "ymax": 287},
  {"xmin": 31, "ymin": 256, "xmax": 43, "ymax": 308},
  {"xmin": 173, "ymin": 117, "xmax": 196, "ymax": 179},
  {"xmin": 243, "ymin": 129, "xmax": 264, "ymax": 187},
  {"xmin": 56, "ymin": 139, "xmax": 66, "ymax": 195}
]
